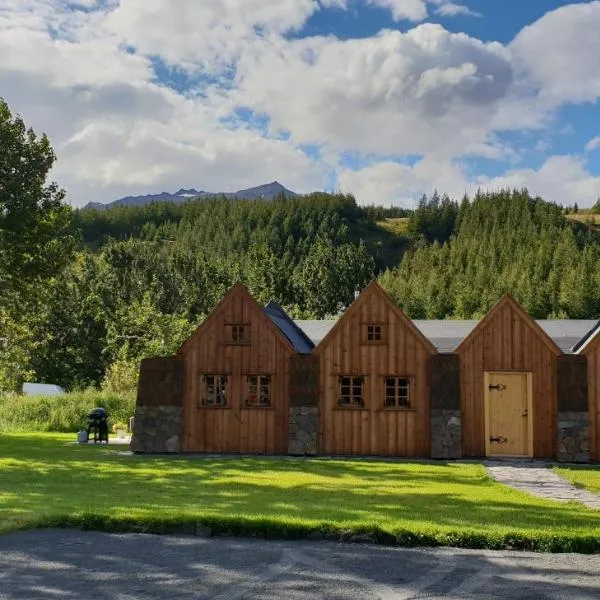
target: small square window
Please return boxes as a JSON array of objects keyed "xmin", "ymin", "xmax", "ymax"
[
  {"xmin": 202, "ymin": 375, "xmax": 228, "ymax": 407},
  {"xmin": 227, "ymin": 324, "xmax": 250, "ymax": 344},
  {"xmin": 246, "ymin": 375, "xmax": 271, "ymax": 407},
  {"xmin": 338, "ymin": 376, "xmax": 364, "ymax": 408},
  {"xmin": 365, "ymin": 325, "xmax": 383, "ymax": 342},
  {"xmin": 384, "ymin": 377, "xmax": 411, "ymax": 409}
]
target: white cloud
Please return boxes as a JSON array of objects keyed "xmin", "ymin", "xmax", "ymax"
[
  {"xmin": 235, "ymin": 25, "xmax": 513, "ymax": 158},
  {"xmin": 321, "ymin": 0, "xmax": 480, "ymax": 21},
  {"xmin": 369, "ymin": 0, "xmax": 428, "ymax": 22},
  {"xmin": 0, "ymin": 0, "xmax": 598, "ymax": 208},
  {"xmin": 339, "ymin": 155, "xmax": 600, "ymax": 207},
  {"xmin": 338, "ymin": 158, "xmax": 469, "ymax": 205},
  {"xmin": 104, "ymin": 0, "xmax": 319, "ymax": 71},
  {"xmin": 511, "ymin": 1, "xmax": 600, "ymax": 106},
  {"xmin": 482, "ymin": 156, "xmax": 600, "ymax": 207},
  {"xmin": 586, "ymin": 136, "xmax": 600, "ymax": 153},
  {"xmin": 433, "ymin": 2, "xmax": 481, "ymax": 18}
]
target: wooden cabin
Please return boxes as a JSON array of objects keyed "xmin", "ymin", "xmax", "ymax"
[
  {"xmin": 177, "ymin": 284, "xmax": 303, "ymax": 453},
  {"xmin": 313, "ymin": 281, "xmax": 437, "ymax": 456},
  {"xmin": 455, "ymin": 295, "xmax": 562, "ymax": 459},
  {"xmin": 575, "ymin": 322, "xmax": 600, "ymax": 461}
]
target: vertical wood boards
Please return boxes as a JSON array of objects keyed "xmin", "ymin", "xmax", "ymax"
[
  {"xmin": 179, "ymin": 285, "xmax": 294, "ymax": 453},
  {"xmin": 316, "ymin": 281, "xmax": 435, "ymax": 456},
  {"xmin": 457, "ymin": 296, "xmax": 561, "ymax": 458},
  {"xmin": 580, "ymin": 334, "xmax": 600, "ymax": 461}
]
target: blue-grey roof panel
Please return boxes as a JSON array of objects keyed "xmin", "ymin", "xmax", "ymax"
[{"xmin": 264, "ymin": 301, "xmax": 315, "ymax": 354}]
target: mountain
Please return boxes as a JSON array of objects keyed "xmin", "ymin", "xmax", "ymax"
[{"xmin": 83, "ymin": 181, "xmax": 297, "ymax": 210}]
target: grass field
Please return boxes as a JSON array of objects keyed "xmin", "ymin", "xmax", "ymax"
[
  {"xmin": 554, "ymin": 466, "xmax": 600, "ymax": 495},
  {"xmin": 2, "ymin": 434, "xmax": 600, "ymax": 551}
]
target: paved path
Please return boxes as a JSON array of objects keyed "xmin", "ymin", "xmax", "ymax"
[
  {"xmin": 1, "ymin": 530, "xmax": 600, "ymax": 599},
  {"xmin": 486, "ymin": 461, "xmax": 600, "ymax": 509}
]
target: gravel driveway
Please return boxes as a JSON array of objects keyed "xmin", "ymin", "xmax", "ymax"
[{"xmin": 1, "ymin": 530, "xmax": 600, "ymax": 599}]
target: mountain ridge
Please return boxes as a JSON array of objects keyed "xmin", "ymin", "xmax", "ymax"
[{"xmin": 83, "ymin": 181, "xmax": 298, "ymax": 210}]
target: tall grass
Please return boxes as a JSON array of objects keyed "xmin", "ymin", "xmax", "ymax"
[{"xmin": 0, "ymin": 389, "xmax": 136, "ymax": 432}]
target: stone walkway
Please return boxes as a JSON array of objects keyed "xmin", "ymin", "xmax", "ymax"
[{"xmin": 486, "ymin": 461, "xmax": 600, "ymax": 510}]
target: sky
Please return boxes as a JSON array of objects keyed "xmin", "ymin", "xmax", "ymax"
[{"xmin": 1, "ymin": 0, "xmax": 600, "ymax": 208}]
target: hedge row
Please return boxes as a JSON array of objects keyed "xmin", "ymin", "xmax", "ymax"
[{"xmin": 0, "ymin": 390, "xmax": 136, "ymax": 432}]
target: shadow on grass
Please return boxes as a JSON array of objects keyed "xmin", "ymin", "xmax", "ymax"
[{"xmin": 2, "ymin": 434, "xmax": 600, "ymax": 552}]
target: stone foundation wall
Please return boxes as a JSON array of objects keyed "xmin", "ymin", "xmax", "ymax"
[
  {"xmin": 288, "ymin": 407, "xmax": 318, "ymax": 455},
  {"xmin": 430, "ymin": 354, "xmax": 461, "ymax": 459},
  {"xmin": 557, "ymin": 411, "xmax": 590, "ymax": 463},
  {"xmin": 130, "ymin": 405, "xmax": 182, "ymax": 453},
  {"xmin": 431, "ymin": 409, "xmax": 461, "ymax": 459},
  {"xmin": 130, "ymin": 356, "xmax": 184, "ymax": 453}
]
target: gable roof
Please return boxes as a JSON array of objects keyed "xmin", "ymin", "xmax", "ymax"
[
  {"xmin": 573, "ymin": 320, "xmax": 600, "ymax": 354},
  {"xmin": 264, "ymin": 300, "xmax": 315, "ymax": 354},
  {"xmin": 454, "ymin": 294, "xmax": 562, "ymax": 356},
  {"xmin": 312, "ymin": 280, "xmax": 437, "ymax": 355},
  {"xmin": 294, "ymin": 318, "xmax": 593, "ymax": 353},
  {"xmin": 177, "ymin": 284, "xmax": 296, "ymax": 355}
]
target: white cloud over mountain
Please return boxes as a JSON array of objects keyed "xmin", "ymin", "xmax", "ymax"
[{"xmin": 0, "ymin": 0, "xmax": 599, "ymax": 206}]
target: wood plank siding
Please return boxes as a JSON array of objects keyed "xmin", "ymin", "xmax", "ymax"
[
  {"xmin": 580, "ymin": 332, "xmax": 600, "ymax": 461},
  {"xmin": 315, "ymin": 281, "xmax": 436, "ymax": 456},
  {"xmin": 179, "ymin": 284, "xmax": 294, "ymax": 453},
  {"xmin": 456, "ymin": 295, "xmax": 561, "ymax": 458}
]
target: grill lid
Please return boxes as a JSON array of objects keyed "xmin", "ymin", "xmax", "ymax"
[{"xmin": 88, "ymin": 407, "xmax": 108, "ymax": 419}]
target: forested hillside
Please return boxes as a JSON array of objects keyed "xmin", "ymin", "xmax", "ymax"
[
  {"xmin": 381, "ymin": 190, "xmax": 600, "ymax": 319},
  {"xmin": 3, "ymin": 183, "xmax": 600, "ymax": 393}
]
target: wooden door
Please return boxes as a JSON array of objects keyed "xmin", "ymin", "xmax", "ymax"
[{"xmin": 484, "ymin": 372, "xmax": 533, "ymax": 457}]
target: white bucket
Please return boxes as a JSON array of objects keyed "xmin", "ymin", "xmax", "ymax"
[{"xmin": 77, "ymin": 430, "xmax": 88, "ymax": 444}]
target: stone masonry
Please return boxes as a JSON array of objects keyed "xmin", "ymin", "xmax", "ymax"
[
  {"xmin": 288, "ymin": 355, "xmax": 319, "ymax": 455},
  {"xmin": 430, "ymin": 409, "xmax": 462, "ymax": 459},
  {"xmin": 130, "ymin": 405, "xmax": 182, "ymax": 453},
  {"xmin": 288, "ymin": 407, "xmax": 318, "ymax": 455},
  {"xmin": 130, "ymin": 356, "xmax": 184, "ymax": 453},
  {"xmin": 557, "ymin": 411, "xmax": 590, "ymax": 463},
  {"xmin": 430, "ymin": 354, "xmax": 462, "ymax": 459}
]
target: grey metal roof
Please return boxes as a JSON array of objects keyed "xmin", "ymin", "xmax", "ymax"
[
  {"xmin": 293, "ymin": 320, "xmax": 336, "ymax": 347},
  {"xmin": 537, "ymin": 320, "xmax": 597, "ymax": 353},
  {"xmin": 413, "ymin": 320, "xmax": 478, "ymax": 353},
  {"xmin": 293, "ymin": 318, "xmax": 597, "ymax": 354},
  {"xmin": 264, "ymin": 301, "xmax": 315, "ymax": 354},
  {"xmin": 572, "ymin": 320, "xmax": 600, "ymax": 353}
]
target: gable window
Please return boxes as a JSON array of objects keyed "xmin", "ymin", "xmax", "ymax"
[
  {"xmin": 338, "ymin": 376, "xmax": 365, "ymax": 408},
  {"xmin": 385, "ymin": 377, "xmax": 410, "ymax": 408},
  {"xmin": 363, "ymin": 324, "xmax": 384, "ymax": 344},
  {"xmin": 246, "ymin": 375, "xmax": 271, "ymax": 407},
  {"xmin": 202, "ymin": 375, "xmax": 228, "ymax": 407},
  {"xmin": 226, "ymin": 323, "xmax": 250, "ymax": 345}
]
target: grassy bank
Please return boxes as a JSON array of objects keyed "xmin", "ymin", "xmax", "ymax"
[
  {"xmin": 554, "ymin": 466, "xmax": 600, "ymax": 495},
  {"xmin": 0, "ymin": 390, "xmax": 135, "ymax": 432},
  {"xmin": 2, "ymin": 434, "xmax": 600, "ymax": 552}
]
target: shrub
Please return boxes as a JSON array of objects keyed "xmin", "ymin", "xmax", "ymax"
[{"xmin": 0, "ymin": 389, "xmax": 136, "ymax": 432}]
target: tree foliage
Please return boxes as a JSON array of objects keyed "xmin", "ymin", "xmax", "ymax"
[{"xmin": 0, "ymin": 98, "xmax": 75, "ymax": 308}]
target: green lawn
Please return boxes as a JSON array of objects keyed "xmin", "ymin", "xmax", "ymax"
[
  {"xmin": 2, "ymin": 433, "xmax": 600, "ymax": 551},
  {"xmin": 554, "ymin": 466, "xmax": 600, "ymax": 495}
]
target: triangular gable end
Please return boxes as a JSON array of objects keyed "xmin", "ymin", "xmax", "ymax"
[
  {"xmin": 177, "ymin": 284, "xmax": 296, "ymax": 356},
  {"xmin": 574, "ymin": 320, "xmax": 600, "ymax": 355},
  {"xmin": 313, "ymin": 280, "xmax": 437, "ymax": 355},
  {"xmin": 455, "ymin": 294, "xmax": 562, "ymax": 356}
]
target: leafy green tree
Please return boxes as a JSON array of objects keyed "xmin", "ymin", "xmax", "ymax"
[{"xmin": 0, "ymin": 98, "xmax": 75, "ymax": 308}]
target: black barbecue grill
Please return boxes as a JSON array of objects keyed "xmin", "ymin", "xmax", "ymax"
[{"xmin": 87, "ymin": 407, "xmax": 109, "ymax": 443}]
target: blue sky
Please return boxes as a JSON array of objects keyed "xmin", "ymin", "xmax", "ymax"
[{"xmin": 1, "ymin": 0, "xmax": 599, "ymax": 206}]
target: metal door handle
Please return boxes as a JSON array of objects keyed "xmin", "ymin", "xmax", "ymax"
[
  {"xmin": 488, "ymin": 384, "xmax": 506, "ymax": 391},
  {"xmin": 490, "ymin": 436, "xmax": 507, "ymax": 444}
]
